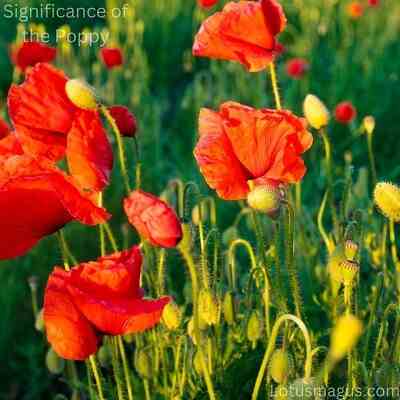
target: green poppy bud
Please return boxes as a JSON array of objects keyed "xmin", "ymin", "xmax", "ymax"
[
  {"xmin": 46, "ymin": 348, "xmax": 65, "ymax": 374},
  {"xmin": 247, "ymin": 311, "xmax": 263, "ymax": 346},
  {"xmin": 134, "ymin": 348, "xmax": 152, "ymax": 380},
  {"xmin": 270, "ymin": 348, "xmax": 293, "ymax": 383},
  {"xmin": 223, "ymin": 291, "xmax": 235, "ymax": 326}
]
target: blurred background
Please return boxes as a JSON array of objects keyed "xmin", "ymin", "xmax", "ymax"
[{"xmin": 0, "ymin": 0, "xmax": 399, "ymax": 398}]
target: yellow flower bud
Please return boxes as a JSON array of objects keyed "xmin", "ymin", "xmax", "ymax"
[
  {"xmin": 193, "ymin": 350, "xmax": 203, "ymax": 375},
  {"xmin": 340, "ymin": 260, "xmax": 359, "ymax": 286},
  {"xmin": 198, "ymin": 289, "xmax": 219, "ymax": 326},
  {"xmin": 65, "ymin": 79, "xmax": 98, "ymax": 110},
  {"xmin": 192, "ymin": 204, "xmax": 207, "ymax": 226},
  {"xmin": 222, "ymin": 291, "xmax": 235, "ymax": 326},
  {"xmin": 178, "ymin": 223, "xmax": 193, "ymax": 251},
  {"xmin": 46, "ymin": 348, "xmax": 65, "ymax": 374},
  {"xmin": 330, "ymin": 314, "xmax": 363, "ymax": 361},
  {"xmin": 327, "ymin": 245, "xmax": 347, "ymax": 284},
  {"xmin": 247, "ymin": 311, "xmax": 263, "ymax": 346},
  {"xmin": 303, "ymin": 94, "xmax": 330, "ymax": 130},
  {"xmin": 363, "ymin": 115, "xmax": 375, "ymax": 135},
  {"xmin": 344, "ymin": 240, "xmax": 358, "ymax": 261},
  {"xmin": 374, "ymin": 182, "xmax": 400, "ymax": 222},
  {"xmin": 134, "ymin": 348, "xmax": 152, "ymax": 380},
  {"xmin": 270, "ymin": 348, "xmax": 293, "ymax": 384},
  {"xmin": 247, "ymin": 185, "xmax": 280, "ymax": 217},
  {"xmin": 162, "ymin": 302, "xmax": 182, "ymax": 331}
]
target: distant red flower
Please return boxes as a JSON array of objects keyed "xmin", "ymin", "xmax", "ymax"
[
  {"xmin": 194, "ymin": 102, "xmax": 313, "ymax": 200},
  {"xmin": 335, "ymin": 101, "xmax": 357, "ymax": 124},
  {"xmin": 0, "ymin": 117, "xmax": 10, "ymax": 139},
  {"xmin": 100, "ymin": 47, "xmax": 124, "ymax": 69},
  {"xmin": 124, "ymin": 190, "xmax": 183, "ymax": 248},
  {"xmin": 109, "ymin": 106, "xmax": 138, "ymax": 137},
  {"xmin": 44, "ymin": 246, "xmax": 170, "ymax": 360},
  {"xmin": 368, "ymin": 0, "xmax": 379, "ymax": 6},
  {"xmin": 193, "ymin": 0, "xmax": 287, "ymax": 72},
  {"xmin": 10, "ymin": 41, "xmax": 56, "ymax": 72},
  {"xmin": 286, "ymin": 58, "xmax": 309, "ymax": 79},
  {"xmin": 0, "ymin": 134, "xmax": 109, "ymax": 260},
  {"xmin": 198, "ymin": 0, "xmax": 219, "ymax": 8},
  {"xmin": 346, "ymin": 1, "xmax": 364, "ymax": 18},
  {"xmin": 8, "ymin": 63, "xmax": 113, "ymax": 192}
]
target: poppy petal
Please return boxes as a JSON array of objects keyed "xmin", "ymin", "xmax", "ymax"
[
  {"xmin": 67, "ymin": 110, "xmax": 113, "ymax": 192},
  {"xmin": 0, "ymin": 117, "xmax": 10, "ymax": 139},
  {"xmin": 11, "ymin": 41, "xmax": 57, "ymax": 72},
  {"xmin": 44, "ymin": 268, "xmax": 99, "ymax": 360}
]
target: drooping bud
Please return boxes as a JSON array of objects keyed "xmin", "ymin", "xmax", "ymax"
[
  {"xmin": 247, "ymin": 185, "xmax": 281, "ymax": 217},
  {"xmin": 329, "ymin": 314, "xmax": 363, "ymax": 361},
  {"xmin": 363, "ymin": 115, "xmax": 375, "ymax": 135},
  {"xmin": 247, "ymin": 311, "xmax": 263, "ymax": 347},
  {"xmin": 270, "ymin": 348, "xmax": 293, "ymax": 384},
  {"xmin": 344, "ymin": 240, "xmax": 358, "ymax": 261},
  {"xmin": 65, "ymin": 79, "xmax": 98, "ymax": 110},
  {"xmin": 374, "ymin": 182, "xmax": 400, "ymax": 222},
  {"xmin": 303, "ymin": 94, "xmax": 330, "ymax": 130},
  {"xmin": 134, "ymin": 348, "xmax": 152, "ymax": 380},
  {"xmin": 192, "ymin": 204, "xmax": 207, "ymax": 226},
  {"xmin": 222, "ymin": 291, "xmax": 235, "ymax": 326},
  {"xmin": 198, "ymin": 288, "xmax": 219, "ymax": 327},
  {"xmin": 340, "ymin": 260, "xmax": 359, "ymax": 286},
  {"xmin": 162, "ymin": 302, "xmax": 182, "ymax": 331},
  {"xmin": 46, "ymin": 348, "xmax": 65, "ymax": 374}
]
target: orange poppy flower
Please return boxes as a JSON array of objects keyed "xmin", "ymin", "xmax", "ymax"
[
  {"xmin": 100, "ymin": 47, "xmax": 124, "ymax": 69},
  {"xmin": 346, "ymin": 1, "xmax": 364, "ymax": 19},
  {"xmin": 194, "ymin": 101, "xmax": 313, "ymax": 200},
  {"xmin": 44, "ymin": 246, "xmax": 170, "ymax": 360},
  {"xmin": 193, "ymin": 0, "xmax": 286, "ymax": 72},
  {"xmin": 0, "ymin": 134, "xmax": 109, "ymax": 260},
  {"xmin": 8, "ymin": 63, "xmax": 113, "ymax": 192},
  {"xmin": 124, "ymin": 190, "xmax": 183, "ymax": 248},
  {"xmin": 0, "ymin": 117, "xmax": 10, "ymax": 139},
  {"xmin": 10, "ymin": 41, "xmax": 57, "ymax": 72},
  {"xmin": 109, "ymin": 105, "xmax": 138, "ymax": 137}
]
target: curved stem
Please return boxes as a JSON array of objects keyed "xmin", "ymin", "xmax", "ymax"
[{"xmin": 269, "ymin": 62, "xmax": 282, "ymax": 110}]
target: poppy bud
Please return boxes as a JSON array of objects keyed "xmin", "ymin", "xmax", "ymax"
[
  {"xmin": 270, "ymin": 348, "xmax": 293, "ymax": 384},
  {"xmin": 192, "ymin": 204, "xmax": 207, "ymax": 226},
  {"xmin": 134, "ymin": 348, "xmax": 152, "ymax": 380},
  {"xmin": 193, "ymin": 350, "xmax": 203, "ymax": 375},
  {"xmin": 247, "ymin": 311, "xmax": 263, "ymax": 346},
  {"xmin": 187, "ymin": 317, "xmax": 206, "ymax": 344},
  {"xmin": 35, "ymin": 308, "xmax": 44, "ymax": 332},
  {"xmin": 162, "ymin": 302, "xmax": 182, "ymax": 331},
  {"xmin": 247, "ymin": 185, "xmax": 281, "ymax": 217},
  {"xmin": 303, "ymin": 94, "xmax": 330, "ymax": 130},
  {"xmin": 65, "ymin": 79, "xmax": 98, "ymax": 110},
  {"xmin": 97, "ymin": 344, "xmax": 111, "ymax": 368},
  {"xmin": 223, "ymin": 291, "xmax": 235, "ymax": 326},
  {"xmin": 344, "ymin": 240, "xmax": 358, "ymax": 261},
  {"xmin": 335, "ymin": 101, "xmax": 357, "ymax": 124},
  {"xmin": 179, "ymin": 223, "xmax": 193, "ymax": 251},
  {"xmin": 363, "ymin": 116, "xmax": 375, "ymax": 135},
  {"xmin": 100, "ymin": 47, "xmax": 124, "ymax": 69},
  {"xmin": 340, "ymin": 260, "xmax": 359, "ymax": 286},
  {"xmin": 46, "ymin": 348, "xmax": 65, "ymax": 374},
  {"xmin": 329, "ymin": 314, "xmax": 362, "ymax": 361},
  {"xmin": 108, "ymin": 105, "xmax": 137, "ymax": 137},
  {"xmin": 288, "ymin": 378, "xmax": 325, "ymax": 400},
  {"xmin": 198, "ymin": 289, "xmax": 219, "ymax": 327},
  {"xmin": 327, "ymin": 245, "xmax": 347, "ymax": 284},
  {"xmin": 374, "ymin": 182, "xmax": 400, "ymax": 222}
]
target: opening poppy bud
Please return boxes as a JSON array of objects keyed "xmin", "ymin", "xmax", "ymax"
[
  {"xmin": 162, "ymin": 302, "xmax": 182, "ymax": 331},
  {"xmin": 108, "ymin": 105, "xmax": 137, "ymax": 137},
  {"xmin": 35, "ymin": 308, "xmax": 44, "ymax": 332},
  {"xmin": 65, "ymin": 79, "xmax": 98, "ymax": 110},
  {"xmin": 363, "ymin": 116, "xmax": 375, "ymax": 135},
  {"xmin": 97, "ymin": 344, "xmax": 111, "ymax": 368},
  {"xmin": 134, "ymin": 348, "xmax": 152, "ymax": 380},
  {"xmin": 288, "ymin": 378, "xmax": 325, "ymax": 400},
  {"xmin": 247, "ymin": 185, "xmax": 281, "ymax": 217},
  {"xmin": 340, "ymin": 260, "xmax": 359, "ymax": 286},
  {"xmin": 329, "ymin": 314, "xmax": 363, "ymax": 361},
  {"xmin": 270, "ymin": 348, "xmax": 293, "ymax": 384},
  {"xmin": 222, "ymin": 291, "xmax": 236, "ymax": 326},
  {"xmin": 374, "ymin": 182, "xmax": 400, "ymax": 222},
  {"xmin": 46, "ymin": 348, "xmax": 65, "ymax": 374},
  {"xmin": 198, "ymin": 289, "xmax": 219, "ymax": 327},
  {"xmin": 344, "ymin": 240, "xmax": 358, "ymax": 261},
  {"xmin": 303, "ymin": 94, "xmax": 330, "ymax": 130},
  {"xmin": 247, "ymin": 311, "xmax": 263, "ymax": 347}
]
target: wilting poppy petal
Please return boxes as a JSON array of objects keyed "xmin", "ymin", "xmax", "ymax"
[
  {"xmin": 0, "ymin": 117, "xmax": 10, "ymax": 139},
  {"xmin": 67, "ymin": 110, "xmax": 113, "ymax": 192},
  {"xmin": 193, "ymin": 0, "xmax": 286, "ymax": 72},
  {"xmin": 44, "ymin": 268, "xmax": 99, "ymax": 360},
  {"xmin": 10, "ymin": 41, "xmax": 57, "ymax": 72},
  {"xmin": 195, "ymin": 108, "xmax": 250, "ymax": 200},
  {"xmin": 100, "ymin": 47, "xmax": 124, "ymax": 69},
  {"xmin": 124, "ymin": 190, "xmax": 183, "ymax": 248},
  {"xmin": 108, "ymin": 106, "xmax": 138, "ymax": 137}
]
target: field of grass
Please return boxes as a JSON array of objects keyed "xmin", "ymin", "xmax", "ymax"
[{"xmin": 1, "ymin": 0, "xmax": 400, "ymax": 399}]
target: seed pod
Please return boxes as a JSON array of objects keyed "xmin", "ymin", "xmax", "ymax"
[
  {"xmin": 247, "ymin": 185, "xmax": 280, "ymax": 218},
  {"xmin": 134, "ymin": 348, "xmax": 152, "ymax": 380},
  {"xmin": 288, "ymin": 378, "xmax": 325, "ymax": 399},
  {"xmin": 246, "ymin": 311, "xmax": 263, "ymax": 345},
  {"xmin": 344, "ymin": 240, "xmax": 358, "ymax": 261},
  {"xmin": 162, "ymin": 302, "xmax": 182, "ymax": 331},
  {"xmin": 223, "ymin": 291, "xmax": 235, "ymax": 326},
  {"xmin": 303, "ymin": 94, "xmax": 330, "ymax": 130},
  {"xmin": 65, "ymin": 79, "xmax": 98, "ymax": 110},
  {"xmin": 35, "ymin": 308, "xmax": 44, "ymax": 332},
  {"xmin": 340, "ymin": 260, "xmax": 359, "ymax": 286},
  {"xmin": 374, "ymin": 182, "xmax": 400, "ymax": 222},
  {"xmin": 198, "ymin": 289, "xmax": 219, "ymax": 327},
  {"xmin": 97, "ymin": 344, "xmax": 111, "ymax": 368},
  {"xmin": 46, "ymin": 348, "xmax": 65, "ymax": 374},
  {"xmin": 270, "ymin": 348, "xmax": 293, "ymax": 383},
  {"xmin": 329, "ymin": 314, "xmax": 363, "ymax": 361}
]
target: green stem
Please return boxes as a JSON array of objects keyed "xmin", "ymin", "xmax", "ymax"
[
  {"xmin": 367, "ymin": 131, "xmax": 377, "ymax": 187},
  {"xmin": 117, "ymin": 336, "xmax": 134, "ymax": 400},
  {"xmin": 269, "ymin": 62, "xmax": 282, "ymax": 110},
  {"xmin": 89, "ymin": 355, "xmax": 106, "ymax": 400}
]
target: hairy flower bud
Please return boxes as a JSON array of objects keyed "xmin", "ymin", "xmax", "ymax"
[
  {"xmin": 162, "ymin": 302, "xmax": 182, "ymax": 331},
  {"xmin": 65, "ymin": 79, "xmax": 98, "ymax": 110},
  {"xmin": 340, "ymin": 260, "xmax": 360, "ymax": 286},
  {"xmin": 46, "ymin": 348, "xmax": 65, "ymax": 374},
  {"xmin": 134, "ymin": 348, "xmax": 152, "ymax": 380},
  {"xmin": 374, "ymin": 182, "xmax": 400, "ymax": 222},
  {"xmin": 344, "ymin": 240, "xmax": 358, "ymax": 261},
  {"xmin": 247, "ymin": 185, "xmax": 281, "ymax": 217},
  {"xmin": 222, "ymin": 291, "xmax": 235, "ymax": 326},
  {"xmin": 270, "ymin": 348, "xmax": 293, "ymax": 384},
  {"xmin": 303, "ymin": 94, "xmax": 330, "ymax": 130},
  {"xmin": 247, "ymin": 311, "xmax": 263, "ymax": 346},
  {"xmin": 198, "ymin": 289, "xmax": 219, "ymax": 326},
  {"xmin": 97, "ymin": 344, "xmax": 111, "ymax": 368}
]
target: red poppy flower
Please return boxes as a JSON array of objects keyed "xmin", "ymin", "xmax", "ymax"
[
  {"xmin": 346, "ymin": 2, "xmax": 364, "ymax": 18},
  {"xmin": 335, "ymin": 101, "xmax": 357, "ymax": 124},
  {"xmin": 109, "ymin": 106, "xmax": 138, "ymax": 137},
  {"xmin": 10, "ymin": 41, "xmax": 57, "ymax": 72},
  {"xmin": 8, "ymin": 63, "xmax": 113, "ymax": 192},
  {"xmin": 286, "ymin": 58, "xmax": 309, "ymax": 79},
  {"xmin": 0, "ymin": 117, "xmax": 10, "ymax": 139},
  {"xmin": 368, "ymin": 0, "xmax": 379, "ymax": 6},
  {"xmin": 44, "ymin": 246, "xmax": 170, "ymax": 360},
  {"xmin": 100, "ymin": 47, "xmax": 124, "ymax": 69},
  {"xmin": 0, "ymin": 134, "xmax": 109, "ymax": 260},
  {"xmin": 124, "ymin": 190, "xmax": 183, "ymax": 248},
  {"xmin": 194, "ymin": 101, "xmax": 313, "ymax": 200},
  {"xmin": 193, "ymin": 0, "xmax": 286, "ymax": 72},
  {"xmin": 198, "ymin": 0, "xmax": 219, "ymax": 8}
]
